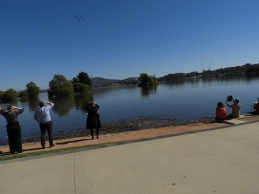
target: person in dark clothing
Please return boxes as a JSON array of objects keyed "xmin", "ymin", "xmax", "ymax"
[
  {"xmin": 0, "ymin": 105, "xmax": 24, "ymax": 154},
  {"xmin": 86, "ymin": 101, "xmax": 101, "ymax": 139}
]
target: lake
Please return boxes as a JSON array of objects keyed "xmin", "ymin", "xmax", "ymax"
[{"xmin": 0, "ymin": 75, "xmax": 258, "ymax": 141}]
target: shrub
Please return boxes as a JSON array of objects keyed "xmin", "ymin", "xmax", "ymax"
[
  {"xmin": 18, "ymin": 90, "xmax": 29, "ymax": 101},
  {"xmin": 48, "ymin": 74, "xmax": 73, "ymax": 97},
  {"xmin": 2, "ymin": 89, "xmax": 17, "ymax": 102},
  {"xmin": 26, "ymin": 82, "xmax": 40, "ymax": 98},
  {"xmin": 73, "ymin": 83, "xmax": 91, "ymax": 94}
]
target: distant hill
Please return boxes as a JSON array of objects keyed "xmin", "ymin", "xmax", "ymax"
[
  {"xmin": 91, "ymin": 77, "xmax": 138, "ymax": 87},
  {"xmin": 120, "ymin": 77, "xmax": 138, "ymax": 84},
  {"xmin": 91, "ymin": 77, "xmax": 119, "ymax": 87}
]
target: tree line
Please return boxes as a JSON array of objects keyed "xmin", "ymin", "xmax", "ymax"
[
  {"xmin": 0, "ymin": 71, "xmax": 158, "ymax": 102},
  {"xmin": 0, "ymin": 72, "xmax": 92, "ymax": 102},
  {"xmin": 159, "ymin": 63, "xmax": 259, "ymax": 81},
  {"xmin": 1, "ymin": 63, "xmax": 259, "ymax": 102}
]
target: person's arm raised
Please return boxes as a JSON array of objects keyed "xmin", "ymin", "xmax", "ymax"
[{"xmin": 12, "ymin": 106, "xmax": 24, "ymax": 110}]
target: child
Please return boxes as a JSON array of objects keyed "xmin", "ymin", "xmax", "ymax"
[{"xmin": 215, "ymin": 102, "xmax": 227, "ymax": 121}]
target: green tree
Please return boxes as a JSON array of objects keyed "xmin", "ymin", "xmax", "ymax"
[
  {"xmin": 2, "ymin": 89, "xmax": 17, "ymax": 102},
  {"xmin": 138, "ymin": 73, "xmax": 158, "ymax": 86},
  {"xmin": 0, "ymin": 92, "xmax": 4, "ymax": 101},
  {"xmin": 149, "ymin": 75, "xmax": 158, "ymax": 85},
  {"xmin": 73, "ymin": 83, "xmax": 91, "ymax": 94},
  {"xmin": 75, "ymin": 72, "xmax": 92, "ymax": 87},
  {"xmin": 26, "ymin": 82, "xmax": 40, "ymax": 98},
  {"xmin": 71, "ymin": 77, "xmax": 79, "ymax": 83},
  {"xmin": 48, "ymin": 74, "xmax": 73, "ymax": 97},
  {"xmin": 18, "ymin": 90, "xmax": 29, "ymax": 101},
  {"xmin": 138, "ymin": 73, "xmax": 151, "ymax": 86}
]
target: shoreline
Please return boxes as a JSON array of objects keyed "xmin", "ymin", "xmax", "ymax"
[
  {"xmin": 0, "ymin": 114, "xmax": 258, "ymax": 156},
  {"xmin": 0, "ymin": 116, "xmax": 216, "ymax": 145},
  {"xmin": 0, "ymin": 119, "xmax": 230, "ymax": 156}
]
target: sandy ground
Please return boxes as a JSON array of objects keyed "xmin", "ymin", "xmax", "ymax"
[
  {"xmin": 0, "ymin": 115, "xmax": 258, "ymax": 155},
  {"xmin": 0, "ymin": 122, "xmax": 229, "ymax": 155}
]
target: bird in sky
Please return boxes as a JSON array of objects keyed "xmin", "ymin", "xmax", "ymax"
[{"xmin": 75, "ymin": 15, "xmax": 84, "ymax": 20}]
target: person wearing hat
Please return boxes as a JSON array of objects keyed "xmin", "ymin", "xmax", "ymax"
[
  {"xmin": 252, "ymin": 97, "xmax": 259, "ymax": 113},
  {"xmin": 0, "ymin": 105, "xmax": 24, "ymax": 154},
  {"xmin": 226, "ymin": 97, "xmax": 242, "ymax": 118}
]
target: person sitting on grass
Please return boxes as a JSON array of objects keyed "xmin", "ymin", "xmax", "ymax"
[
  {"xmin": 215, "ymin": 102, "xmax": 227, "ymax": 121},
  {"xmin": 226, "ymin": 97, "xmax": 241, "ymax": 118}
]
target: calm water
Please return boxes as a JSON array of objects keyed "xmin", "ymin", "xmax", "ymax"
[{"xmin": 0, "ymin": 75, "xmax": 258, "ymax": 141}]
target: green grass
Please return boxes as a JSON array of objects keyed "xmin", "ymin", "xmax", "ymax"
[
  {"xmin": 0, "ymin": 143, "xmax": 110, "ymax": 161},
  {"xmin": 0, "ymin": 141, "xmax": 128, "ymax": 162}
]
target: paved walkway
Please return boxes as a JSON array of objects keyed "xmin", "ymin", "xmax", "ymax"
[{"xmin": 0, "ymin": 121, "xmax": 259, "ymax": 194}]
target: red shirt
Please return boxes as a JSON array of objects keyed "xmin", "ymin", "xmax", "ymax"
[
  {"xmin": 216, "ymin": 107, "xmax": 227, "ymax": 119},
  {"xmin": 253, "ymin": 102, "xmax": 259, "ymax": 112}
]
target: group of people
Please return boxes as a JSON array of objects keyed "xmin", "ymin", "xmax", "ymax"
[
  {"xmin": 0, "ymin": 100, "xmax": 101, "ymax": 154},
  {"xmin": 215, "ymin": 95, "xmax": 259, "ymax": 121},
  {"xmin": 1, "ymin": 95, "xmax": 259, "ymax": 154}
]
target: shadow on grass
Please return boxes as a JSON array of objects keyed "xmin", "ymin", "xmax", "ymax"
[
  {"xmin": 0, "ymin": 152, "xmax": 12, "ymax": 156},
  {"xmin": 0, "ymin": 147, "xmax": 46, "ymax": 156},
  {"xmin": 23, "ymin": 147, "xmax": 43, "ymax": 152}
]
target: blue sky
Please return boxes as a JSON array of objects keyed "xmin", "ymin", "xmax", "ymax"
[{"xmin": 1, "ymin": 0, "xmax": 259, "ymax": 90}]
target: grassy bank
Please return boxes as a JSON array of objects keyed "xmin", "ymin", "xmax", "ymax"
[{"xmin": 0, "ymin": 143, "xmax": 108, "ymax": 162}]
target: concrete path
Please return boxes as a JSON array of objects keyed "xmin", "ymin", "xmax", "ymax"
[{"xmin": 1, "ymin": 121, "xmax": 259, "ymax": 194}]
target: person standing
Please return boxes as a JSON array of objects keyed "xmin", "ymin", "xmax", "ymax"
[
  {"xmin": 0, "ymin": 105, "xmax": 24, "ymax": 154},
  {"xmin": 86, "ymin": 101, "xmax": 101, "ymax": 139},
  {"xmin": 34, "ymin": 101, "xmax": 55, "ymax": 149}
]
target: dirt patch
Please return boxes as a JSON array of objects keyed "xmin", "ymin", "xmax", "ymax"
[
  {"xmin": 1, "ymin": 115, "xmax": 258, "ymax": 155},
  {"xmin": 0, "ymin": 121, "xmax": 229, "ymax": 154}
]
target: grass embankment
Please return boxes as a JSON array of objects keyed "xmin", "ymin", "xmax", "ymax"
[{"xmin": 0, "ymin": 143, "xmax": 110, "ymax": 162}]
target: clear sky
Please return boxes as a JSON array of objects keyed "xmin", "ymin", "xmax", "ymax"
[{"xmin": 1, "ymin": 0, "xmax": 259, "ymax": 90}]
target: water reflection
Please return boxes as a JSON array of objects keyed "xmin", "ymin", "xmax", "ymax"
[
  {"xmin": 162, "ymin": 79, "xmax": 192, "ymax": 88},
  {"xmin": 92, "ymin": 85, "xmax": 139, "ymax": 97},
  {"xmin": 28, "ymin": 97, "xmax": 40, "ymax": 111},
  {"xmin": 51, "ymin": 96, "xmax": 75, "ymax": 116},
  {"xmin": 243, "ymin": 73, "xmax": 259, "ymax": 82},
  {"xmin": 2, "ymin": 75, "xmax": 259, "ymax": 141},
  {"xmin": 74, "ymin": 94, "xmax": 93, "ymax": 113},
  {"xmin": 162, "ymin": 75, "xmax": 259, "ymax": 88},
  {"xmin": 140, "ymin": 85, "xmax": 158, "ymax": 98}
]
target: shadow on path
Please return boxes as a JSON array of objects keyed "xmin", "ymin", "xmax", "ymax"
[{"xmin": 56, "ymin": 138, "xmax": 91, "ymax": 145}]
